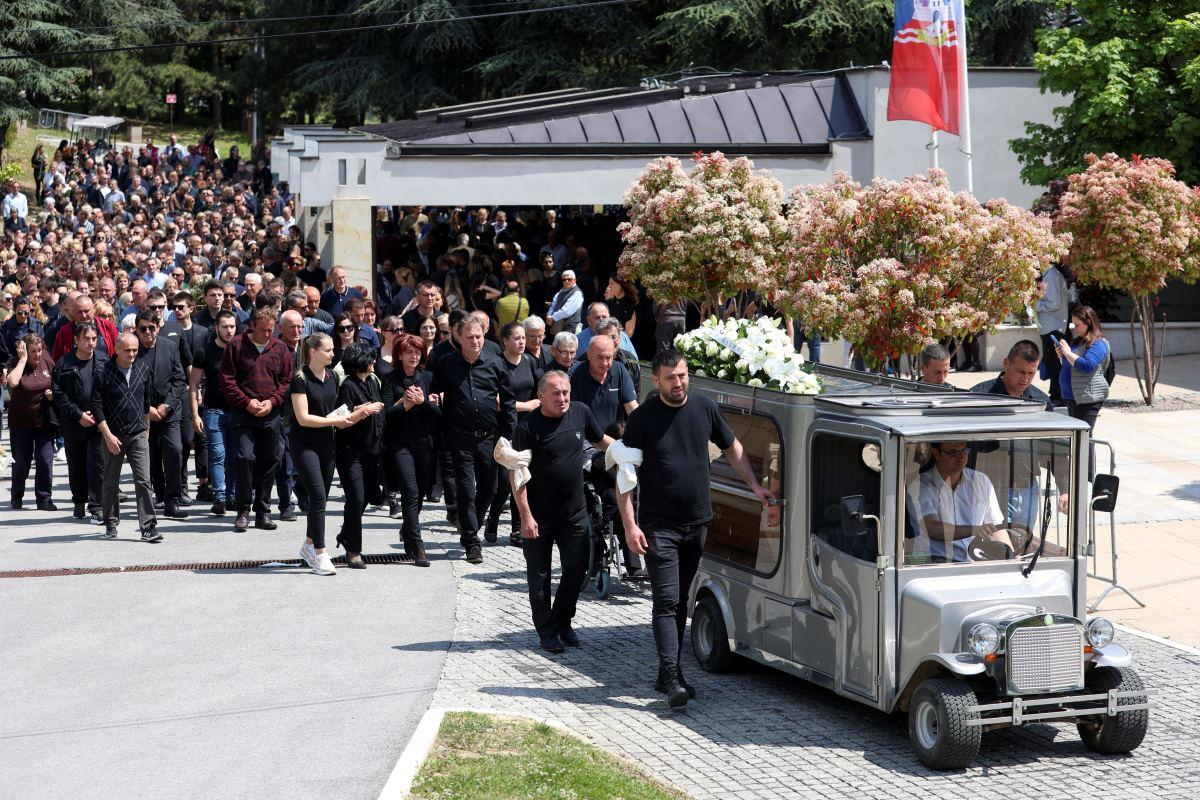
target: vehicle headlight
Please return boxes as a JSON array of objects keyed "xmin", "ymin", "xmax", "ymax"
[
  {"xmin": 1085, "ymin": 618, "xmax": 1115, "ymax": 648},
  {"xmin": 967, "ymin": 623, "xmax": 1000, "ymax": 657}
]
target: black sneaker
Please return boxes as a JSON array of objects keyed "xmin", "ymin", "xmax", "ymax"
[
  {"xmin": 196, "ymin": 484, "xmax": 216, "ymax": 502},
  {"xmin": 90, "ymin": 510, "xmax": 103, "ymax": 525},
  {"xmin": 389, "ymin": 499, "xmax": 402, "ymax": 519},
  {"xmin": 141, "ymin": 527, "xmax": 163, "ymax": 543},
  {"xmin": 509, "ymin": 533, "xmax": 524, "ymax": 548},
  {"xmin": 559, "ymin": 626, "xmax": 581, "ymax": 647},
  {"xmin": 179, "ymin": 494, "xmax": 194, "ymax": 507},
  {"xmin": 540, "ymin": 635, "xmax": 566, "ymax": 654},
  {"xmin": 73, "ymin": 504, "xmax": 86, "ymax": 519},
  {"xmin": 625, "ymin": 568, "xmax": 650, "ymax": 582},
  {"xmin": 101, "ymin": 524, "xmax": 118, "ymax": 539},
  {"xmin": 37, "ymin": 500, "xmax": 58, "ymax": 511},
  {"xmin": 118, "ymin": 492, "xmax": 130, "ymax": 503},
  {"xmin": 279, "ymin": 508, "xmax": 298, "ymax": 522},
  {"xmin": 153, "ymin": 497, "xmax": 165, "ymax": 510},
  {"xmin": 465, "ymin": 544, "xmax": 483, "ymax": 564},
  {"xmin": 484, "ymin": 523, "xmax": 498, "ymax": 544},
  {"xmin": 211, "ymin": 501, "xmax": 226, "ymax": 516},
  {"xmin": 254, "ymin": 513, "xmax": 277, "ymax": 530},
  {"xmin": 233, "ymin": 512, "xmax": 250, "ymax": 532},
  {"xmin": 164, "ymin": 503, "xmax": 189, "ymax": 520}
]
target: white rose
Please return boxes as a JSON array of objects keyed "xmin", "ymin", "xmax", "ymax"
[
  {"xmin": 718, "ymin": 368, "xmax": 730, "ymax": 379},
  {"xmin": 747, "ymin": 378, "xmax": 765, "ymax": 388},
  {"xmin": 706, "ymin": 341, "xmax": 720, "ymax": 357}
]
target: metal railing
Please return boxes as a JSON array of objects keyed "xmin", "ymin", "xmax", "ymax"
[{"xmin": 1087, "ymin": 438, "xmax": 1145, "ymax": 612}]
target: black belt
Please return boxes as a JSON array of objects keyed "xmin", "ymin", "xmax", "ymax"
[{"xmin": 450, "ymin": 426, "xmax": 496, "ymax": 439}]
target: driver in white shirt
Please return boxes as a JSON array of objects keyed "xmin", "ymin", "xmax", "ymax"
[{"xmin": 911, "ymin": 441, "xmax": 1007, "ymax": 562}]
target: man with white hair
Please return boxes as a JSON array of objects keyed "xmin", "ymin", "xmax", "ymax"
[{"xmin": 545, "ymin": 269, "xmax": 583, "ymax": 335}]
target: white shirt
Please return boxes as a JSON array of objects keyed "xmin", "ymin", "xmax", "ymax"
[
  {"xmin": 3, "ymin": 191, "xmax": 29, "ymax": 220},
  {"xmin": 911, "ymin": 467, "xmax": 1003, "ymax": 562}
]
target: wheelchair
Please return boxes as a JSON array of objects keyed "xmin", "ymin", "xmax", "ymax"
[{"xmin": 584, "ymin": 477, "xmax": 623, "ymax": 599}]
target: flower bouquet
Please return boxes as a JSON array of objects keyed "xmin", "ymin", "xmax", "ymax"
[{"xmin": 674, "ymin": 317, "xmax": 823, "ymax": 395}]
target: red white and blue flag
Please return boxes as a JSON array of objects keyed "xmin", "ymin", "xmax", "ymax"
[{"xmin": 887, "ymin": 0, "xmax": 966, "ymax": 135}]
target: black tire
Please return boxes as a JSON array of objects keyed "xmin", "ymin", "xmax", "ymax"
[
  {"xmin": 1077, "ymin": 666, "xmax": 1149, "ymax": 754},
  {"xmin": 691, "ymin": 595, "xmax": 737, "ymax": 673},
  {"xmin": 907, "ymin": 677, "xmax": 982, "ymax": 770}
]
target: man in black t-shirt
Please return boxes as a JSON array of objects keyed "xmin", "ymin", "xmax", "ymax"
[
  {"xmin": 618, "ymin": 349, "xmax": 773, "ymax": 709},
  {"xmin": 511, "ymin": 370, "xmax": 612, "ymax": 653},
  {"xmin": 189, "ymin": 310, "xmax": 238, "ymax": 515}
]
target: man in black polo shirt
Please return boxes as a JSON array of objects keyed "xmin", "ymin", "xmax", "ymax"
[
  {"xmin": 969, "ymin": 339, "xmax": 1052, "ymax": 409},
  {"xmin": 400, "ymin": 280, "xmax": 441, "ymax": 333},
  {"xmin": 618, "ymin": 349, "xmax": 773, "ymax": 709},
  {"xmin": 511, "ymin": 370, "xmax": 612, "ymax": 653},
  {"xmin": 432, "ymin": 315, "xmax": 516, "ymax": 564}
]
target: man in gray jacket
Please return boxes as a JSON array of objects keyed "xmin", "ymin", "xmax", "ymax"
[{"xmin": 1035, "ymin": 264, "xmax": 1070, "ymax": 407}]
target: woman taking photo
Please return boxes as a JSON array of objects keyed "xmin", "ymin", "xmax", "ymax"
[
  {"xmin": 484, "ymin": 322, "xmax": 540, "ymax": 545},
  {"xmin": 334, "ymin": 343, "xmax": 385, "ymax": 569},
  {"xmin": 381, "ymin": 334, "xmax": 439, "ymax": 566},
  {"xmin": 7, "ymin": 333, "xmax": 57, "ymax": 510},
  {"xmin": 290, "ymin": 333, "xmax": 357, "ymax": 576},
  {"xmin": 1054, "ymin": 305, "xmax": 1111, "ymax": 430}
]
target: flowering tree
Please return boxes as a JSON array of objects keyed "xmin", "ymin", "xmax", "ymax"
[
  {"xmin": 777, "ymin": 170, "xmax": 1069, "ymax": 370},
  {"xmin": 617, "ymin": 151, "xmax": 788, "ymax": 317},
  {"xmin": 1053, "ymin": 153, "xmax": 1200, "ymax": 405}
]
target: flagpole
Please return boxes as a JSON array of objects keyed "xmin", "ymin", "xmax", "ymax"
[
  {"xmin": 929, "ymin": 129, "xmax": 939, "ymax": 170},
  {"xmin": 956, "ymin": 0, "xmax": 974, "ymax": 193}
]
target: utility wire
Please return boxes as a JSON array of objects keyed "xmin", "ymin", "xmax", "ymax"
[
  {"xmin": 60, "ymin": 0, "xmax": 571, "ymax": 34},
  {"xmin": 0, "ymin": 0, "xmax": 642, "ymax": 60}
]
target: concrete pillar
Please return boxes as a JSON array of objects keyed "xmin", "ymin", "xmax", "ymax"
[{"xmin": 330, "ymin": 186, "xmax": 374, "ymax": 299}]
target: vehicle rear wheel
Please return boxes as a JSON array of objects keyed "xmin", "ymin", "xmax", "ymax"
[
  {"xmin": 691, "ymin": 595, "xmax": 736, "ymax": 673},
  {"xmin": 908, "ymin": 677, "xmax": 981, "ymax": 770},
  {"xmin": 1077, "ymin": 666, "xmax": 1149, "ymax": 754}
]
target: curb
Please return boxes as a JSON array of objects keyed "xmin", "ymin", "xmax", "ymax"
[
  {"xmin": 375, "ymin": 707, "xmax": 572, "ymax": 800},
  {"xmin": 1115, "ymin": 622, "xmax": 1200, "ymax": 657}
]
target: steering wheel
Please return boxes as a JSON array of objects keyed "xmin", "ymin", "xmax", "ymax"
[{"xmin": 968, "ymin": 535, "xmax": 1013, "ymax": 562}]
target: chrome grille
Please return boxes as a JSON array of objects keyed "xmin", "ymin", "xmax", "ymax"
[{"xmin": 1007, "ymin": 623, "xmax": 1083, "ymax": 694}]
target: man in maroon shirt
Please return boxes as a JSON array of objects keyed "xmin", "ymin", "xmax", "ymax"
[
  {"xmin": 52, "ymin": 295, "xmax": 118, "ymax": 361},
  {"xmin": 218, "ymin": 308, "xmax": 293, "ymax": 532}
]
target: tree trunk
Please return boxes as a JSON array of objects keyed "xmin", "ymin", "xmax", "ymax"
[{"xmin": 1129, "ymin": 294, "xmax": 1164, "ymax": 406}]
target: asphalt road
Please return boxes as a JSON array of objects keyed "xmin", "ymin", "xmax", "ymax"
[{"xmin": 0, "ymin": 470, "xmax": 459, "ymax": 800}]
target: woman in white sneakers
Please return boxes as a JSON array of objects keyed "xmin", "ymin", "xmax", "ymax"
[{"xmin": 290, "ymin": 333, "xmax": 361, "ymax": 575}]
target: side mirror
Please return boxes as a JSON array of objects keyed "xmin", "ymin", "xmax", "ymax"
[
  {"xmin": 841, "ymin": 494, "xmax": 867, "ymax": 536},
  {"xmin": 1091, "ymin": 473, "xmax": 1119, "ymax": 513}
]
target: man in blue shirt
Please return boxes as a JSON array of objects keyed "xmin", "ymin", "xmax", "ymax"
[
  {"xmin": 318, "ymin": 266, "xmax": 363, "ymax": 318},
  {"xmin": 576, "ymin": 306, "xmax": 638, "ymax": 361},
  {"xmin": 568, "ymin": 335, "xmax": 637, "ymax": 433}
]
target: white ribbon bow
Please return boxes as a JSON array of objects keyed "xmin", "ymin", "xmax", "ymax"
[
  {"xmin": 605, "ymin": 440, "xmax": 643, "ymax": 495},
  {"xmin": 493, "ymin": 437, "xmax": 532, "ymax": 491}
]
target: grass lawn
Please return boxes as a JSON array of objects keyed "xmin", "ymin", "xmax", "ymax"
[{"xmin": 410, "ymin": 711, "xmax": 686, "ymax": 800}]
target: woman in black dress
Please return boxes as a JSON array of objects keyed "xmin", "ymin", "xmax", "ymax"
[
  {"xmin": 484, "ymin": 321, "xmax": 541, "ymax": 546},
  {"xmin": 334, "ymin": 343, "xmax": 385, "ymax": 568},
  {"xmin": 381, "ymin": 333, "xmax": 440, "ymax": 566},
  {"xmin": 291, "ymin": 333, "xmax": 357, "ymax": 576},
  {"xmin": 604, "ymin": 276, "xmax": 639, "ymax": 340}
]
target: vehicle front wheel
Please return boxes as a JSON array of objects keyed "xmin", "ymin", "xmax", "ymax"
[
  {"xmin": 908, "ymin": 678, "xmax": 982, "ymax": 770},
  {"xmin": 691, "ymin": 595, "xmax": 736, "ymax": 673},
  {"xmin": 1077, "ymin": 666, "xmax": 1149, "ymax": 754}
]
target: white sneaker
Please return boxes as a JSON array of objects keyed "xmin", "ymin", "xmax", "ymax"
[
  {"xmin": 313, "ymin": 552, "xmax": 336, "ymax": 576},
  {"xmin": 299, "ymin": 543, "xmax": 316, "ymax": 569},
  {"xmin": 54, "ymin": 449, "xmax": 67, "ymax": 464}
]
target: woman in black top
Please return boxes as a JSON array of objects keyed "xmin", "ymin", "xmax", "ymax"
[
  {"xmin": 381, "ymin": 333, "xmax": 440, "ymax": 566},
  {"xmin": 334, "ymin": 343, "xmax": 385, "ymax": 568},
  {"xmin": 604, "ymin": 277, "xmax": 639, "ymax": 340},
  {"xmin": 291, "ymin": 333, "xmax": 358, "ymax": 576},
  {"xmin": 485, "ymin": 322, "xmax": 541, "ymax": 545},
  {"xmin": 330, "ymin": 312, "xmax": 357, "ymax": 375}
]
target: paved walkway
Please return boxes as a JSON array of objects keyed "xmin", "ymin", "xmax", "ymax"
[
  {"xmin": 431, "ymin": 527, "xmax": 1200, "ymax": 800},
  {"xmin": 0, "ymin": 475, "xmax": 458, "ymax": 800}
]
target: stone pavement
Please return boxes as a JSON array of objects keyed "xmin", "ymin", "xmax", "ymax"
[{"xmin": 430, "ymin": 530, "xmax": 1200, "ymax": 800}]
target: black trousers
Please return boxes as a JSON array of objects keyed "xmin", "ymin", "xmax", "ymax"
[
  {"xmin": 523, "ymin": 520, "xmax": 588, "ymax": 639},
  {"xmin": 336, "ymin": 451, "xmax": 375, "ymax": 554},
  {"xmin": 390, "ymin": 439, "xmax": 434, "ymax": 545},
  {"xmin": 486, "ymin": 465, "xmax": 520, "ymax": 534},
  {"xmin": 589, "ymin": 455, "xmax": 643, "ymax": 572},
  {"xmin": 232, "ymin": 410, "xmax": 283, "ymax": 515},
  {"xmin": 437, "ymin": 442, "xmax": 458, "ymax": 513},
  {"xmin": 446, "ymin": 430, "xmax": 498, "ymax": 548},
  {"xmin": 63, "ymin": 427, "xmax": 104, "ymax": 511},
  {"xmin": 148, "ymin": 414, "xmax": 183, "ymax": 503},
  {"xmin": 293, "ymin": 440, "xmax": 335, "ymax": 547},
  {"xmin": 1042, "ymin": 332, "xmax": 1066, "ymax": 403},
  {"xmin": 643, "ymin": 522, "xmax": 707, "ymax": 671},
  {"xmin": 275, "ymin": 425, "xmax": 302, "ymax": 514},
  {"xmin": 9, "ymin": 426, "xmax": 55, "ymax": 504},
  {"xmin": 180, "ymin": 415, "xmax": 208, "ymax": 487}
]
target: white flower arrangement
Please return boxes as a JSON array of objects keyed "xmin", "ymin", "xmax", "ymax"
[{"xmin": 674, "ymin": 317, "xmax": 823, "ymax": 395}]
